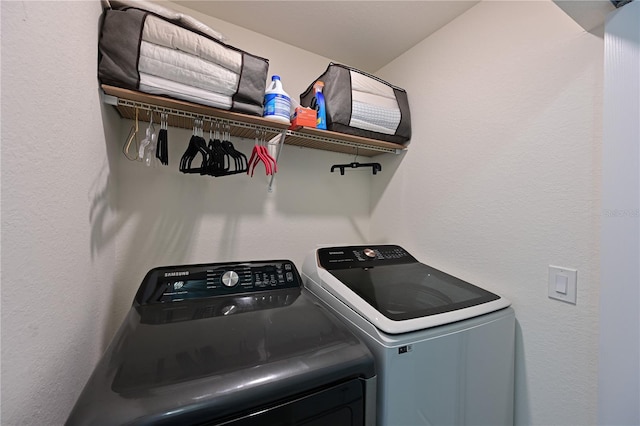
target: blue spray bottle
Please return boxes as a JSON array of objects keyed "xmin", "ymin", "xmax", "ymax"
[{"xmin": 313, "ymin": 81, "xmax": 327, "ymax": 130}]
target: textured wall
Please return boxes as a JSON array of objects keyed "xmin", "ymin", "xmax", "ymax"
[
  {"xmin": 107, "ymin": 127, "xmax": 372, "ymax": 339},
  {"xmin": 1, "ymin": 1, "xmax": 117, "ymax": 424},
  {"xmin": 0, "ymin": 1, "xmax": 370, "ymax": 424},
  {"xmin": 0, "ymin": 0, "xmax": 610, "ymax": 425},
  {"xmin": 105, "ymin": 2, "xmax": 373, "ymax": 342},
  {"xmin": 372, "ymin": 2, "xmax": 603, "ymax": 425}
]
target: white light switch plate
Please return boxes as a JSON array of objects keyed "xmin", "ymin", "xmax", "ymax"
[{"xmin": 548, "ymin": 265, "xmax": 577, "ymax": 304}]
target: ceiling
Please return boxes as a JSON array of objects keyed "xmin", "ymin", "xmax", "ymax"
[{"xmin": 176, "ymin": 1, "xmax": 479, "ymax": 73}]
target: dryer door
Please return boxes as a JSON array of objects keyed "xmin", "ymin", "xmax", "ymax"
[{"xmin": 215, "ymin": 378, "xmax": 366, "ymax": 426}]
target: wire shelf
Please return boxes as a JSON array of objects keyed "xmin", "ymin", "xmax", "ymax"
[{"xmin": 102, "ymin": 85, "xmax": 406, "ymax": 157}]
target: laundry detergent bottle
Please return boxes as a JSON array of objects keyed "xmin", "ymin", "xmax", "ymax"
[
  {"xmin": 263, "ymin": 75, "xmax": 291, "ymax": 124},
  {"xmin": 313, "ymin": 81, "xmax": 327, "ymax": 130}
]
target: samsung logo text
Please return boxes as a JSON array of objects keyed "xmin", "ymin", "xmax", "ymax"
[{"xmin": 164, "ymin": 271, "xmax": 189, "ymax": 277}]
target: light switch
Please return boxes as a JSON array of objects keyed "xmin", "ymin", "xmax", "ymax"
[
  {"xmin": 548, "ymin": 265, "xmax": 577, "ymax": 304},
  {"xmin": 555, "ymin": 274, "xmax": 568, "ymax": 294}
]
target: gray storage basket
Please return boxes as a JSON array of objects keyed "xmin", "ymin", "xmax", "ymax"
[
  {"xmin": 98, "ymin": 6, "xmax": 269, "ymax": 116},
  {"xmin": 300, "ymin": 63, "xmax": 411, "ymax": 144}
]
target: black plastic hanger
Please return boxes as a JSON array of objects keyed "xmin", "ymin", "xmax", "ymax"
[
  {"xmin": 179, "ymin": 120, "xmax": 210, "ymax": 174},
  {"xmin": 331, "ymin": 161, "xmax": 382, "ymax": 175},
  {"xmin": 331, "ymin": 148, "xmax": 381, "ymax": 176},
  {"xmin": 156, "ymin": 112, "xmax": 169, "ymax": 166},
  {"xmin": 210, "ymin": 121, "xmax": 247, "ymax": 176}
]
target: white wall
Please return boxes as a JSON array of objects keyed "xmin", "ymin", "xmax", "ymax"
[
  {"xmin": 1, "ymin": 1, "xmax": 118, "ymax": 424},
  {"xmin": 599, "ymin": 2, "xmax": 640, "ymax": 424},
  {"xmin": 1, "ymin": 1, "xmax": 371, "ymax": 424},
  {"xmin": 105, "ymin": 2, "xmax": 372, "ymax": 339},
  {"xmin": 108, "ymin": 128, "xmax": 372, "ymax": 337},
  {"xmin": 0, "ymin": 1, "xmax": 611, "ymax": 425},
  {"xmin": 373, "ymin": 1, "xmax": 603, "ymax": 425}
]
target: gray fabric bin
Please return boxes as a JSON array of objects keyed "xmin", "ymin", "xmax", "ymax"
[
  {"xmin": 300, "ymin": 63, "xmax": 411, "ymax": 144},
  {"xmin": 98, "ymin": 6, "xmax": 269, "ymax": 116}
]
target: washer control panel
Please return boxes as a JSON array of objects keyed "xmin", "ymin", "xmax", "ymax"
[
  {"xmin": 137, "ymin": 260, "xmax": 301, "ymax": 304},
  {"xmin": 318, "ymin": 245, "xmax": 417, "ymax": 270}
]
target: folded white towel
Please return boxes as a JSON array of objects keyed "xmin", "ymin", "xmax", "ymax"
[
  {"xmin": 349, "ymin": 118, "xmax": 397, "ymax": 135},
  {"xmin": 351, "ymin": 89, "xmax": 399, "ymax": 110},
  {"xmin": 139, "ymin": 41, "xmax": 238, "ymax": 96},
  {"xmin": 143, "ymin": 15, "xmax": 242, "ymax": 74},
  {"xmin": 139, "ymin": 73, "xmax": 233, "ymax": 110},
  {"xmin": 350, "ymin": 101, "xmax": 401, "ymax": 135},
  {"xmin": 350, "ymin": 71, "xmax": 397, "ymax": 99}
]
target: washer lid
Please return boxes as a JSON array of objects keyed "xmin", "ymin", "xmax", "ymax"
[{"xmin": 318, "ymin": 245, "xmax": 501, "ymax": 322}]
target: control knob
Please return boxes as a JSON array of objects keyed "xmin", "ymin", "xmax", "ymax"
[
  {"xmin": 222, "ymin": 270, "xmax": 239, "ymax": 287},
  {"xmin": 363, "ymin": 248, "xmax": 377, "ymax": 258}
]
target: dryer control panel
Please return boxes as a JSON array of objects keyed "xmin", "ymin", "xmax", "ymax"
[
  {"xmin": 136, "ymin": 260, "xmax": 301, "ymax": 304},
  {"xmin": 318, "ymin": 245, "xmax": 418, "ymax": 270}
]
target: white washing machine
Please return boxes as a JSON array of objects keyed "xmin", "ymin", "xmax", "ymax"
[{"xmin": 302, "ymin": 245, "xmax": 515, "ymax": 426}]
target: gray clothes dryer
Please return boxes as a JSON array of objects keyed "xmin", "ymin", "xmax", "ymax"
[{"xmin": 67, "ymin": 260, "xmax": 376, "ymax": 426}]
